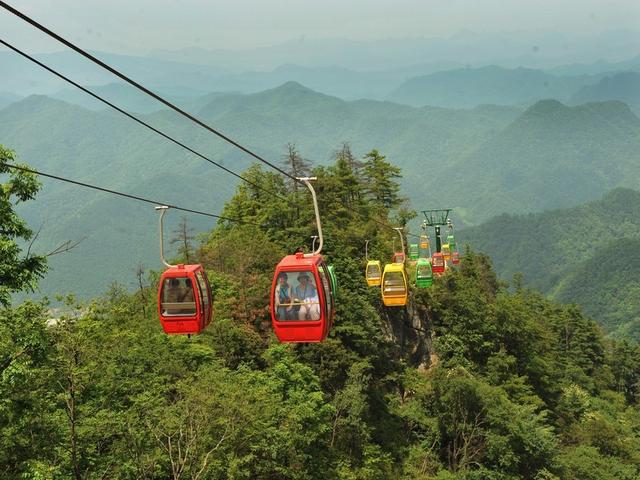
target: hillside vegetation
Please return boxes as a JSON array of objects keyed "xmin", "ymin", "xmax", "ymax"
[
  {"xmin": 0, "ymin": 86, "xmax": 517, "ymax": 298},
  {"xmin": 461, "ymin": 188, "xmax": 640, "ymax": 336},
  {"xmin": 2, "ymin": 146, "xmax": 640, "ymax": 479},
  {"xmin": 444, "ymin": 100, "xmax": 640, "ymax": 222},
  {"xmin": 2, "ymin": 83, "xmax": 639, "ymax": 299}
]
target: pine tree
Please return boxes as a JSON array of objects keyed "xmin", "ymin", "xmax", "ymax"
[
  {"xmin": 170, "ymin": 216, "xmax": 195, "ymax": 264},
  {"xmin": 361, "ymin": 149, "xmax": 403, "ymax": 212},
  {"xmin": 282, "ymin": 143, "xmax": 311, "ymax": 192}
]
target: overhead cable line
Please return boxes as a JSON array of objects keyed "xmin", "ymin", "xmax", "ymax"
[
  {"xmin": 0, "ymin": 38, "xmax": 281, "ymax": 201},
  {"xmin": 0, "ymin": 163, "xmax": 261, "ymax": 226},
  {"xmin": 1, "ymin": 38, "xmax": 418, "ymax": 241},
  {"xmin": 0, "ymin": 2, "xmax": 420, "ymax": 239},
  {"xmin": 0, "ymin": 0, "xmax": 293, "ymax": 180}
]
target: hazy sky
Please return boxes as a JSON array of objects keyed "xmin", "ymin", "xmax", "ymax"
[{"xmin": 1, "ymin": 0, "xmax": 639, "ymax": 54}]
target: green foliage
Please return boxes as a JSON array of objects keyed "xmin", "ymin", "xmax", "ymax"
[
  {"xmin": 557, "ymin": 445, "xmax": 638, "ymax": 480},
  {"xmin": 0, "ymin": 146, "xmax": 47, "ymax": 306},
  {"xmin": 0, "ymin": 89, "xmax": 519, "ymax": 298},
  {"xmin": 463, "ymin": 188, "xmax": 640, "ymax": 335},
  {"xmin": 3, "ymin": 146, "xmax": 640, "ymax": 479}
]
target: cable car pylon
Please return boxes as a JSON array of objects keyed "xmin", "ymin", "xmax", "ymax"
[
  {"xmin": 421, "ymin": 208, "xmax": 453, "ymax": 274},
  {"xmin": 416, "ymin": 221, "xmax": 434, "ymax": 288}
]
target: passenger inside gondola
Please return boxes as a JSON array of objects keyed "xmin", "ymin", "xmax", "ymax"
[
  {"xmin": 161, "ymin": 277, "xmax": 196, "ymax": 315},
  {"xmin": 417, "ymin": 264, "xmax": 432, "ymax": 278},
  {"xmin": 383, "ymin": 271, "xmax": 406, "ymax": 294},
  {"xmin": 367, "ymin": 263, "xmax": 381, "ymax": 279},
  {"xmin": 274, "ymin": 271, "xmax": 321, "ymax": 321}
]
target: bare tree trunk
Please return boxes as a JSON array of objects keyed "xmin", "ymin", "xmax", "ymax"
[
  {"xmin": 65, "ymin": 351, "xmax": 82, "ymax": 480},
  {"xmin": 135, "ymin": 264, "xmax": 147, "ymax": 317}
]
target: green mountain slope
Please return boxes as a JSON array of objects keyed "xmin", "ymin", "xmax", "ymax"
[
  {"xmin": 387, "ymin": 65, "xmax": 601, "ymax": 108},
  {"xmin": 51, "ymin": 82, "xmax": 213, "ymax": 114},
  {"xmin": 554, "ymin": 237, "xmax": 640, "ymax": 333},
  {"xmin": 569, "ymin": 72, "xmax": 640, "ymax": 114},
  {"xmin": 445, "ymin": 99, "xmax": 640, "ymax": 223},
  {"xmin": 1, "ymin": 85, "xmax": 516, "ymax": 298},
  {"xmin": 461, "ymin": 188, "xmax": 640, "ymax": 332},
  {"xmin": 4, "ymin": 84, "xmax": 640, "ymax": 299}
]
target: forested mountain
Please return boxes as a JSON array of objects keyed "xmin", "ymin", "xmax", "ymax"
[
  {"xmin": 182, "ymin": 62, "xmax": 463, "ymax": 100},
  {"xmin": 387, "ymin": 66, "xmax": 601, "ymax": 108},
  {"xmin": 569, "ymin": 71, "xmax": 640, "ymax": 114},
  {"xmin": 461, "ymin": 188, "xmax": 640, "ymax": 336},
  {"xmin": 3, "ymin": 146, "xmax": 640, "ymax": 479},
  {"xmin": 2, "ymin": 82, "xmax": 639, "ymax": 299},
  {"xmin": 443, "ymin": 99, "xmax": 640, "ymax": 223},
  {"xmin": 0, "ymin": 86, "xmax": 518, "ymax": 299},
  {"xmin": 554, "ymin": 238, "xmax": 640, "ymax": 335}
]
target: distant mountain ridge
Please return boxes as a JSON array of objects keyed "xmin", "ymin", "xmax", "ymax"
[
  {"xmin": 0, "ymin": 91, "xmax": 21, "ymax": 110},
  {"xmin": 0, "ymin": 50, "xmax": 227, "ymax": 96},
  {"xmin": 0, "ymin": 84, "xmax": 516, "ymax": 299},
  {"xmin": 569, "ymin": 71, "xmax": 640, "ymax": 114},
  {"xmin": 148, "ymin": 30, "xmax": 640, "ymax": 71},
  {"xmin": 2, "ymin": 83, "xmax": 639, "ymax": 299},
  {"xmin": 442, "ymin": 99, "xmax": 640, "ymax": 224},
  {"xmin": 547, "ymin": 54, "xmax": 640, "ymax": 76},
  {"xmin": 387, "ymin": 65, "xmax": 603, "ymax": 108},
  {"xmin": 3, "ymin": 45, "xmax": 638, "ymax": 111}
]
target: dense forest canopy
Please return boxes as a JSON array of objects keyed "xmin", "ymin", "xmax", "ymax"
[
  {"xmin": 461, "ymin": 188, "xmax": 640, "ymax": 340},
  {"xmin": 2, "ymin": 143, "xmax": 640, "ymax": 479}
]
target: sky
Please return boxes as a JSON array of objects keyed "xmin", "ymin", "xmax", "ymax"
[{"xmin": 1, "ymin": 0, "xmax": 639, "ymax": 54}]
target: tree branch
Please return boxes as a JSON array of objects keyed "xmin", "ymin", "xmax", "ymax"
[{"xmin": 46, "ymin": 237, "xmax": 86, "ymax": 257}]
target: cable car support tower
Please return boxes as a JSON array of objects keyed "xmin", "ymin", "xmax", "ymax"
[{"xmin": 421, "ymin": 209, "xmax": 453, "ymax": 253}]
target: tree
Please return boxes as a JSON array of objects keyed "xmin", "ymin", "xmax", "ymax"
[
  {"xmin": 335, "ymin": 143, "xmax": 363, "ymax": 172},
  {"xmin": 171, "ymin": 216, "xmax": 196, "ymax": 264},
  {"xmin": 282, "ymin": 143, "xmax": 311, "ymax": 192},
  {"xmin": 361, "ymin": 150, "xmax": 403, "ymax": 212},
  {"xmin": 0, "ymin": 146, "xmax": 47, "ymax": 306}
]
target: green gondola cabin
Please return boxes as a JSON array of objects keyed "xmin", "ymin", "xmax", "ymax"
[
  {"xmin": 328, "ymin": 264, "xmax": 338, "ymax": 299},
  {"xmin": 446, "ymin": 234, "xmax": 456, "ymax": 251},
  {"xmin": 415, "ymin": 258, "xmax": 433, "ymax": 288}
]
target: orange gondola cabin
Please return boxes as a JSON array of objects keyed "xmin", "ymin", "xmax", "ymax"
[
  {"xmin": 158, "ymin": 264, "xmax": 213, "ymax": 335},
  {"xmin": 271, "ymin": 252, "xmax": 335, "ymax": 343}
]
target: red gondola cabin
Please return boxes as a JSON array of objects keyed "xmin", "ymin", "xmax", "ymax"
[
  {"xmin": 271, "ymin": 252, "xmax": 335, "ymax": 343},
  {"xmin": 432, "ymin": 252, "xmax": 445, "ymax": 274},
  {"xmin": 158, "ymin": 264, "xmax": 213, "ymax": 335},
  {"xmin": 452, "ymin": 251, "xmax": 460, "ymax": 265},
  {"xmin": 392, "ymin": 252, "xmax": 405, "ymax": 264}
]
